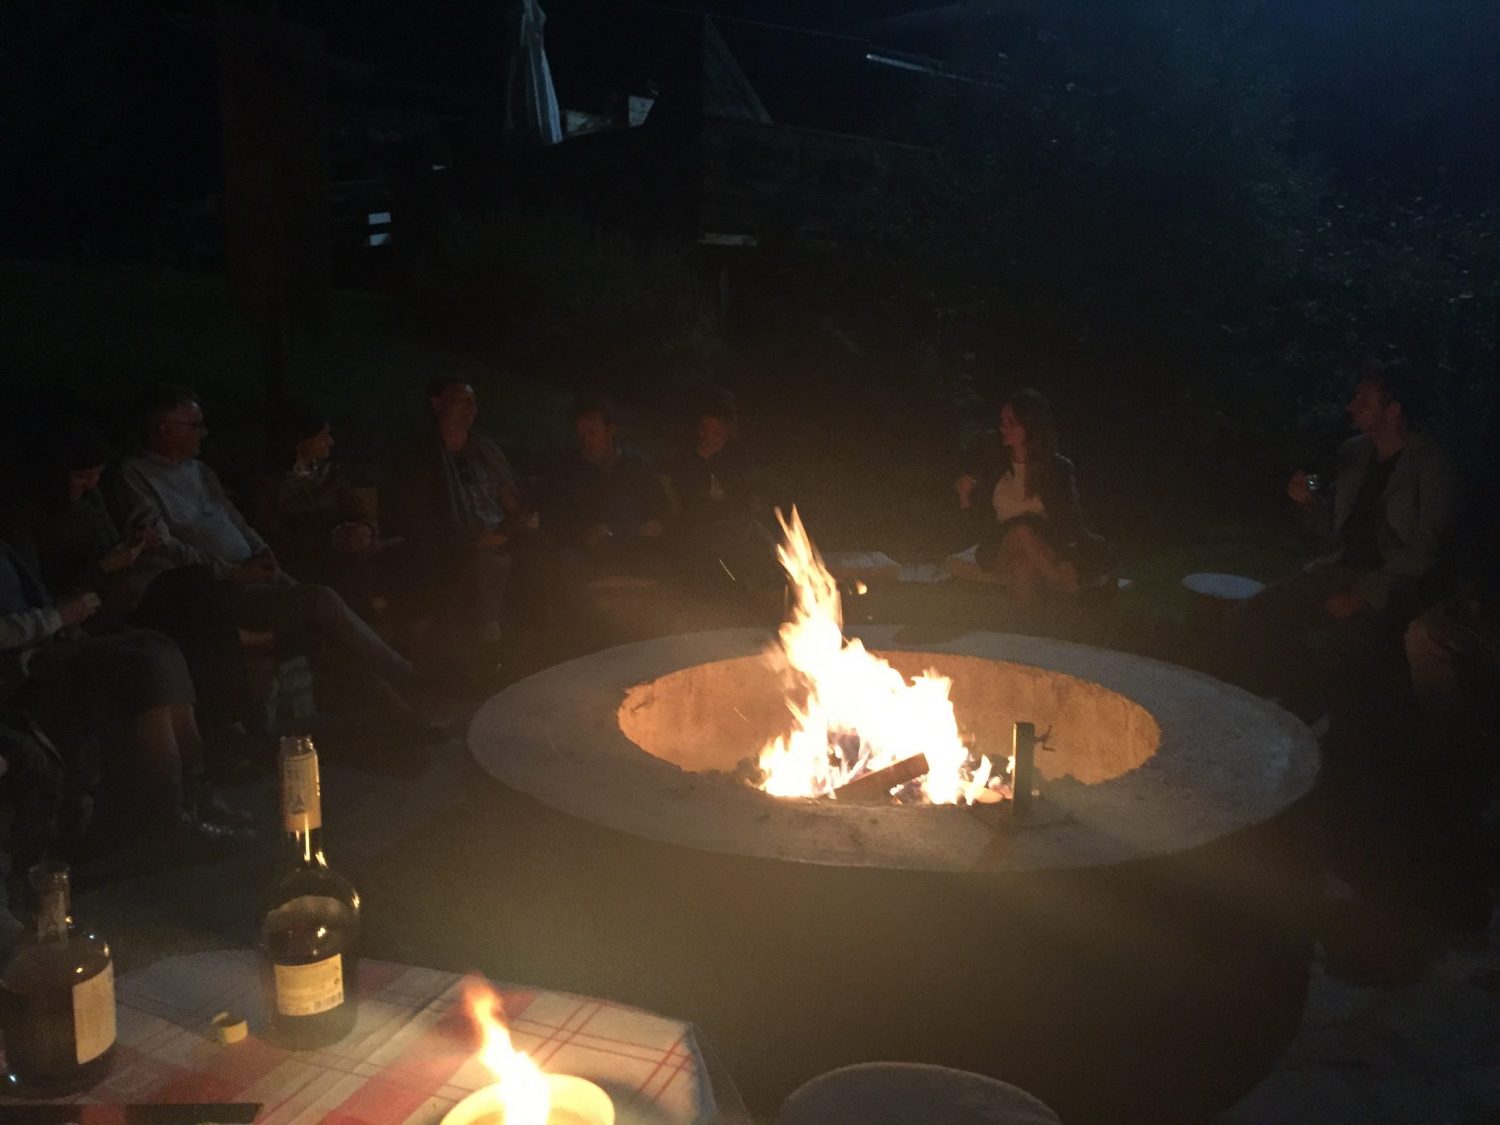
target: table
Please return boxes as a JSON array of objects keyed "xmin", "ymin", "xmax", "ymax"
[{"xmin": 3, "ymin": 950, "xmax": 745, "ymax": 1124}]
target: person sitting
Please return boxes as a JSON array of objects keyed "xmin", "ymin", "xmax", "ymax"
[
  {"xmin": 1395, "ymin": 497, "xmax": 1498, "ymax": 944},
  {"xmin": 15, "ymin": 422, "xmax": 256, "ymax": 751},
  {"xmin": 542, "ymin": 396, "xmax": 669, "ymax": 576},
  {"xmin": 955, "ymin": 388, "xmax": 1110, "ymax": 605},
  {"xmin": 663, "ymin": 389, "xmax": 776, "ymax": 587},
  {"xmin": 14, "ymin": 424, "xmax": 165, "ymax": 616},
  {"xmin": 1232, "ymin": 364, "xmax": 1458, "ymax": 709},
  {"xmin": 110, "ymin": 387, "xmax": 434, "ymax": 737},
  {"xmin": 0, "ymin": 539, "xmax": 249, "ymax": 848},
  {"xmin": 249, "ymin": 404, "xmax": 406, "ymax": 622},
  {"xmin": 383, "ymin": 376, "xmax": 538, "ymax": 655}
]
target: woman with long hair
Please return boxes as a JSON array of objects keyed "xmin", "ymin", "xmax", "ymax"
[
  {"xmin": 249, "ymin": 404, "xmax": 384, "ymax": 613},
  {"xmin": 956, "ymin": 388, "xmax": 1109, "ymax": 604}
]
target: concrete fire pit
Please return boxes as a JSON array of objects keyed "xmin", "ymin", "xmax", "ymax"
[
  {"xmin": 469, "ymin": 627, "xmax": 1322, "ymax": 1122},
  {"xmin": 471, "ymin": 626, "xmax": 1314, "ymax": 872}
]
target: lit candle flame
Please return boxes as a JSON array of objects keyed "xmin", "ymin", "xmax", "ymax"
[{"xmin": 463, "ymin": 978, "xmax": 551, "ymax": 1125}]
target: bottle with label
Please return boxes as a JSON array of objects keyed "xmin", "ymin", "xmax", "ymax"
[
  {"xmin": 0, "ymin": 862, "xmax": 116, "ymax": 1095},
  {"xmin": 260, "ymin": 734, "xmax": 361, "ymax": 1049}
]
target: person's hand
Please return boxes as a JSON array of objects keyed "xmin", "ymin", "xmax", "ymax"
[
  {"xmin": 1287, "ymin": 471, "xmax": 1316, "ymax": 507},
  {"xmin": 639, "ymin": 519, "xmax": 664, "ymax": 539},
  {"xmin": 57, "ymin": 591, "xmax": 101, "ymax": 627},
  {"xmin": 231, "ymin": 552, "xmax": 277, "ymax": 584},
  {"xmin": 333, "ymin": 522, "xmax": 375, "ymax": 553},
  {"xmin": 1324, "ymin": 591, "xmax": 1368, "ymax": 620},
  {"xmin": 585, "ymin": 524, "xmax": 614, "ymax": 548},
  {"xmin": 955, "ymin": 474, "xmax": 977, "ymax": 510},
  {"xmin": 98, "ymin": 539, "xmax": 145, "ymax": 573},
  {"xmin": 476, "ymin": 529, "xmax": 510, "ymax": 550}
]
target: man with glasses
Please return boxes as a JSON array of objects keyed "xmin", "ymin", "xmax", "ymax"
[{"xmin": 113, "ymin": 388, "xmax": 435, "ymax": 748}]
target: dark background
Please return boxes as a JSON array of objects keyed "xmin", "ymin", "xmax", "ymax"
[{"xmin": 2, "ymin": 0, "xmax": 1496, "ymax": 555}]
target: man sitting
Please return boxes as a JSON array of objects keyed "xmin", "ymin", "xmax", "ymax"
[
  {"xmin": 1232, "ymin": 364, "xmax": 1458, "ymax": 711},
  {"xmin": 112, "ymin": 387, "xmax": 431, "ymax": 732},
  {"xmin": 663, "ymin": 388, "xmax": 776, "ymax": 588},
  {"xmin": 542, "ymin": 396, "xmax": 669, "ymax": 576},
  {"xmin": 384, "ymin": 376, "xmax": 537, "ymax": 655}
]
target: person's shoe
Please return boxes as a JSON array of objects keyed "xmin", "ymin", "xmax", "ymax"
[
  {"xmin": 173, "ymin": 810, "xmax": 256, "ymax": 850},
  {"xmin": 190, "ymin": 786, "xmax": 256, "ymax": 829}
]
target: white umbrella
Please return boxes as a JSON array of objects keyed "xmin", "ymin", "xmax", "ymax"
[{"xmin": 503, "ymin": 0, "xmax": 563, "ymax": 146}]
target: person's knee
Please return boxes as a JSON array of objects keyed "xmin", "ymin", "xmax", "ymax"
[
  {"xmin": 997, "ymin": 528, "xmax": 1040, "ymax": 570},
  {"xmin": 1002, "ymin": 524, "xmax": 1043, "ymax": 552},
  {"xmin": 1403, "ymin": 614, "xmax": 1431, "ymax": 659},
  {"xmin": 300, "ymin": 583, "xmax": 350, "ymax": 625},
  {"xmin": 1404, "ymin": 611, "xmax": 1453, "ymax": 692}
]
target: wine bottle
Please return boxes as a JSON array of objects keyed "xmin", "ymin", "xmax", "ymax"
[
  {"xmin": 260, "ymin": 735, "xmax": 361, "ymax": 1049},
  {"xmin": 0, "ymin": 862, "xmax": 116, "ymax": 1095}
]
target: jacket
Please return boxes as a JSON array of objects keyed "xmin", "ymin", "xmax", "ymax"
[{"xmin": 1304, "ymin": 430, "xmax": 1457, "ymax": 610}]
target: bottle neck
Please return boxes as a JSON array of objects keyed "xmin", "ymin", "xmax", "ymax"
[
  {"xmin": 30, "ymin": 864, "xmax": 71, "ymax": 943},
  {"xmin": 279, "ymin": 737, "xmax": 328, "ymax": 866}
]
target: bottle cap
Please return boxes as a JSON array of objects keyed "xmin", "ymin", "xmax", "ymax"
[{"xmin": 212, "ymin": 1011, "xmax": 248, "ymax": 1044}]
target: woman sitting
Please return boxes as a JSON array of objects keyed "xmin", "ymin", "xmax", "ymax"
[
  {"xmin": 956, "ymin": 388, "xmax": 1110, "ymax": 605},
  {"xmin": 0, "ymin": 539, "xmax": 250, "ymax": 849},
  {"xmin": 249, "ymin": 405, "xmax": 388, "ymax": 618}
]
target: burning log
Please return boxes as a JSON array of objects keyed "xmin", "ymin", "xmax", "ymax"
[{"xmin": 834, "ymin": 753, "xmax": 930, "ymax": 803}]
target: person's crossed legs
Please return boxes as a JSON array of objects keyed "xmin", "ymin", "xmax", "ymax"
[
  {"xmin": 234, "ymin": 574, "xmax": 417, "ymax": 693},
  {"xmin": 994, "ymin": 523, "xmax": 1079, "ymax": 606}
]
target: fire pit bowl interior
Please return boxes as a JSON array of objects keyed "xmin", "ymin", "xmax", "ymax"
[{"xmin": 619, "ymin": 651, "xmax": 1161, "ymax": 785}]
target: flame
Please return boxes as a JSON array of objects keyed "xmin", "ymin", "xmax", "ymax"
[
  {"xmin": 756, "ymin": 509, "xmax": 1011, "ymax": 804},
  {"xmin": 463, "ymin": 978, "xmax": 551, "ymax": 1125}
]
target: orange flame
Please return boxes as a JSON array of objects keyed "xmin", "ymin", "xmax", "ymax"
[
  {"xmin": 462, "ymin": 977, "xmax": 551, "ymax": 1124},
  {"xmin": 757, "ymin": 509, "xmax": 1011, "ymax": 804}
]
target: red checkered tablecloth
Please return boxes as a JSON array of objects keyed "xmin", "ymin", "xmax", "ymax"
[{"xmin": 3, "ymin": 950, "xmax": 738, "ymax": 1123}]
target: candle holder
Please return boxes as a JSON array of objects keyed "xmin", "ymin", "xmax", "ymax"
[{"xmin": 441, "ymin": 1074, "xmax": 615, "ymax": 1125}]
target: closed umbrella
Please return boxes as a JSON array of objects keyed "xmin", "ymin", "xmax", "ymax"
[{"xmin": 503, "ymin": 0, "xmax": 563, "ymax": 146}]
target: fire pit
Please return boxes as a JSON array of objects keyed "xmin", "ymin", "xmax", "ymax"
[
  {"xmin": 469, "ymin": 626, "xmax": 1318, "ymax": 1121},
  {"xmin": 470, "ymin": 499, "xmax": 1316, "ymax": 1123},
  {"xmin": 473, "ymin": 626, "xmax": 1310, "ymax": 872}
]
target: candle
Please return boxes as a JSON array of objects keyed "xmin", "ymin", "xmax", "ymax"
[
  {"xmin": 448, "ymin": 977, "xmax": 615, "ymax": 1125},
  {"xmin": 441, "ymin": 1074, "xmax": 616, "ymax": 1125}
]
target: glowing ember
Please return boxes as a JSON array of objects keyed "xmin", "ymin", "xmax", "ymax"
[
  {"xmin": 463, "ymin": 978, "xmax": 551, "ymax": 1125},
  {"xmin": 756, "ymin": 509, "xmax": 1012, "ymax": 804}
]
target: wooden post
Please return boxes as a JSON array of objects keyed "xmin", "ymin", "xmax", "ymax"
[{"xmin": 216, "ymin": 2, "xmax": 330, "ymax": 410}]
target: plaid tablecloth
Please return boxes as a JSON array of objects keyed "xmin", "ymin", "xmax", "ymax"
[{"xmin": 3, "ymin": 950, "xmax": 737, "ymax": 1124}]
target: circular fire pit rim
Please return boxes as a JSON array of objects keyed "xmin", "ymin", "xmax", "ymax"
[{"xmin": 468, "ymin": 627, "xmax": 1318, "ymax": 872}]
